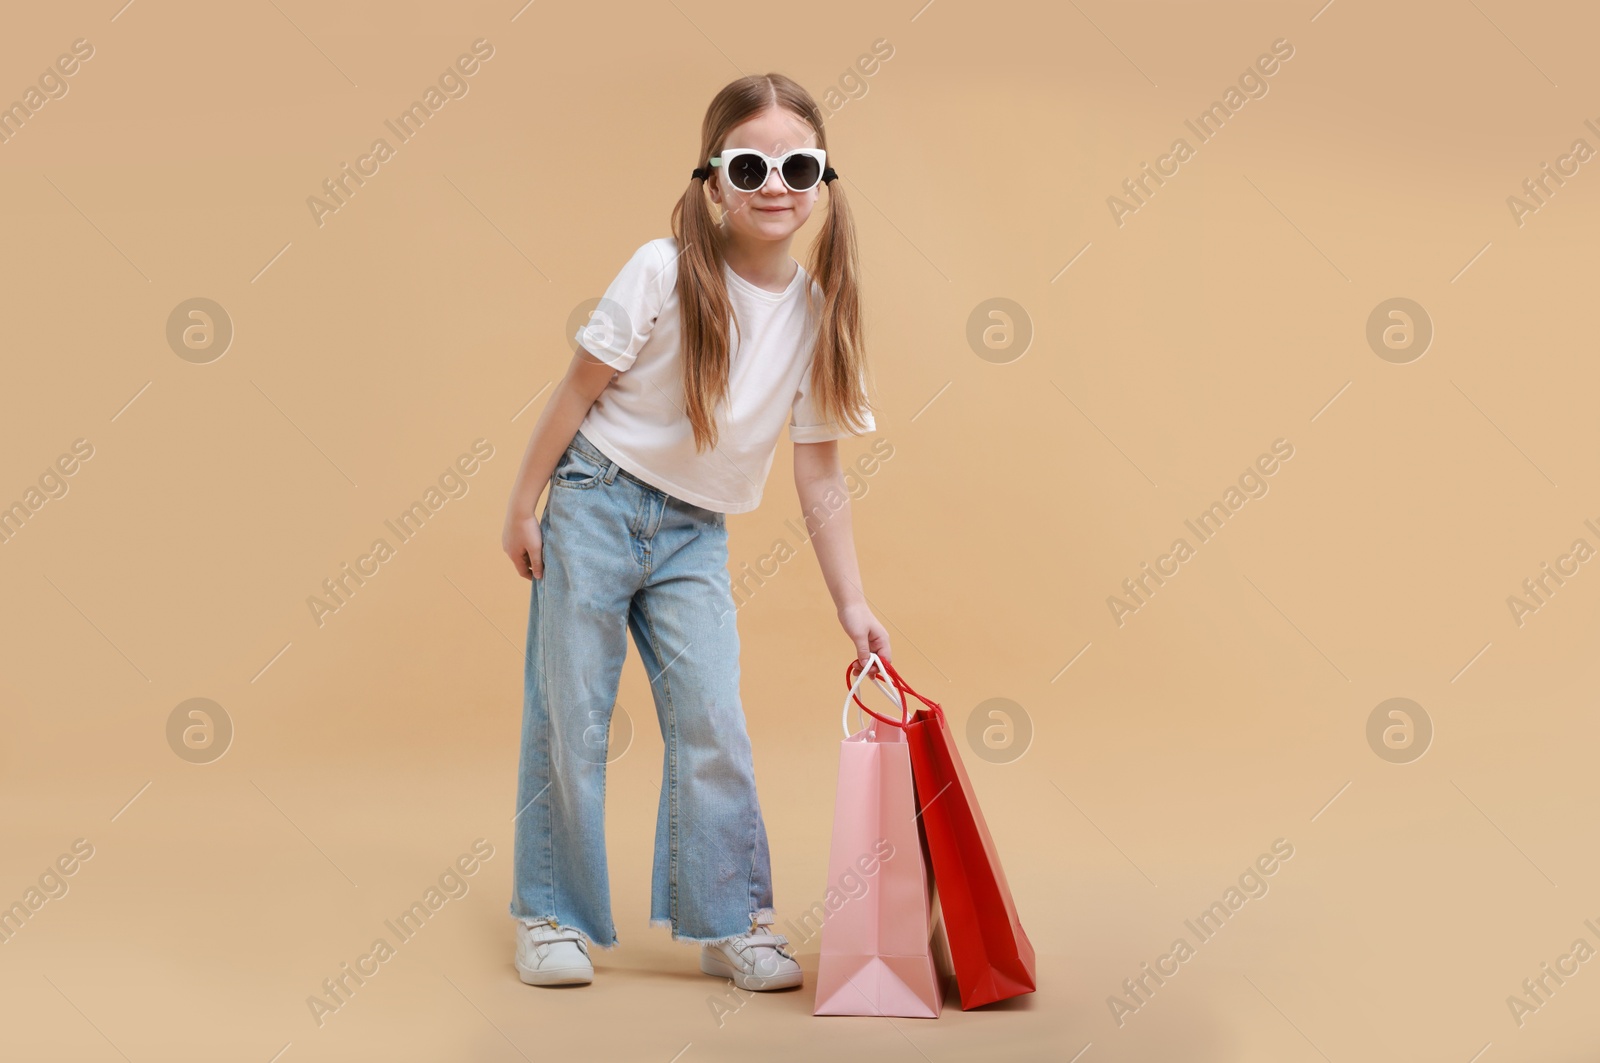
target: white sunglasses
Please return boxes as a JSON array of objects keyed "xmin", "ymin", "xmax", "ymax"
[{"xmin": 708, "ymin": 148, "xmax": 830, "ymax": 193}]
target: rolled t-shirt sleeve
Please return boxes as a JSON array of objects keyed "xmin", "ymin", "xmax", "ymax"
[
  {"xmin": 790, "ymin": 360, "xmax": 876, "ymax": 443},
  {"xmin": 574, "ymin": 240, "xmax": 672, "ymax": 372}
]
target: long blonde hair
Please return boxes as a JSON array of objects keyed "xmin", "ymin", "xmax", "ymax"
[{"xmin": 670, "ymin": 73, "xmax": 872, "ymax": 453}]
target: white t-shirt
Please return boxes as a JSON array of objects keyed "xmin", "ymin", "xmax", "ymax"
[{"xmin": 572, "ymin": 236, "xmax": 874, "ymax": 514}]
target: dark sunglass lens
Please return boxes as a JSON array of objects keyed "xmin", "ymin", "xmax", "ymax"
[
  {"xmin": 727, "ymin": 154, "xmax": 768, "ymax": 191},
  {"xmin": 782, "ymin": 154, "xmax": 821, "ymax": 190}
]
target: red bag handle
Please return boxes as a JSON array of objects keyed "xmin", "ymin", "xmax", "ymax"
[{"xmin": 842, "ymin": 656, "xmax": 942, "ymax": 730}]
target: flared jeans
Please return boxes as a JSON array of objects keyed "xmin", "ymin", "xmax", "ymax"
[{"xmin": 507, "ymin": 428, "xmax": 775, "ymax": 948}]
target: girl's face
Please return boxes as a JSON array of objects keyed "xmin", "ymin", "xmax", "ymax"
[{"xmin": 710, "ymin": 106, "xmax": 822, "ymax": 245}]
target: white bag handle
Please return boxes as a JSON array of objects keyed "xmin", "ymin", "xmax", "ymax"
[{"xmin": 841, "ymin": 651, "xmax": 907, "ymax": 737}]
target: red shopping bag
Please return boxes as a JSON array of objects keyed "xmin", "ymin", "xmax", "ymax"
[
  {"xmin": 813, "ymin": 653, "xmax": 944, "ymax": 1017},
  {"xmin": 846, "ymin": 656, "xmax": 1037, "ymax": 1010}
]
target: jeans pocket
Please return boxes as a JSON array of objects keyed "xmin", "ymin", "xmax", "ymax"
[{"xmin": 552, "ymin": 445, "xmax": 606, "ymax": 490}]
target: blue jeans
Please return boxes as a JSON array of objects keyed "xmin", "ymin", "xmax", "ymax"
[{"xmin": 508, "ymin": 429, "xmax": 775, "ymax": 948}]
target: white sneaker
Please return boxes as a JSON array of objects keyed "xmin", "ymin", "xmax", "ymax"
[
  {"xmin": 514, "ymin": 917, "xmax": 593, "ymax": 986},
  {"xmin": 699, "ymin": 913, "xmax": 803, "ymax": 991}
]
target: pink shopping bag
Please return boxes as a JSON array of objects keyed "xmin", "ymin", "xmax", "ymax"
[
  {"xmin": 847, "ymin": 655, "xmax": 1037, "ymax": 1009},
  {"xmin": 814, "ymin": 653, "xmax": 945, "ymax": 1018}
]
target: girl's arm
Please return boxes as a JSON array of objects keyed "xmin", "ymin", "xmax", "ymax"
[
  {"xmin": 793, "ymin": 440, "xmax": 892, "ymax": 669},
  {"xmin": 502, "ymin": 350, "xmax": 618, "ymax": 579}
]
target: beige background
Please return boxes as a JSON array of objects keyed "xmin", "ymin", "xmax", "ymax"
[{"xmin": 3, "ymin": 0, "xmax": 1598, "ymax": 1060}]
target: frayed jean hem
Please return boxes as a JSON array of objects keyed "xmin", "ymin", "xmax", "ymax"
[{"xmin": 651, "ymin": 905, "xmax": 778, "ymax": 946}]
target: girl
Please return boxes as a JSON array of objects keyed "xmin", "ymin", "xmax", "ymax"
[{"xmin": 500, "ymin": 73, "xmax": 892, "ymax": 993}]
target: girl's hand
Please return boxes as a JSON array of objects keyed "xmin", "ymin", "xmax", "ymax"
[
  {"xmin": 503, "ymin": 511, "xmax": 544, "ymax": 580},
  {"xmin": 838, "ymin": 601, "xmax": 891, "ymax": 674}
]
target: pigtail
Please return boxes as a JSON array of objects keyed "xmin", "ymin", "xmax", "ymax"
[
  {"xmin": 804, "ymin": 174, "xmax": 873, "ymax": 438},
  {"xmin": 671, "ymin": 171, "xmax": 737, "ymax": 454}
]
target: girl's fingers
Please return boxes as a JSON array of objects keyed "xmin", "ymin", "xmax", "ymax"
[{"xmin": 506, "ymin": 523, "xmax": 542, "ymax": 579}]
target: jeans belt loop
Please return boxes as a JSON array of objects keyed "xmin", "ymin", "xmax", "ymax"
[{"xmin": 602, "ymin": 459, "xmax": 620, "ymax": 485}]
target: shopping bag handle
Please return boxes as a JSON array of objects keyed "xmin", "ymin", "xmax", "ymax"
[
  {"xmin": 841, "ymin": 651, "xmax": 907, "ymax": 736},
  {"xmin": 843, "ymin": 655, "xmax": 943, "ymax": 732}
]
